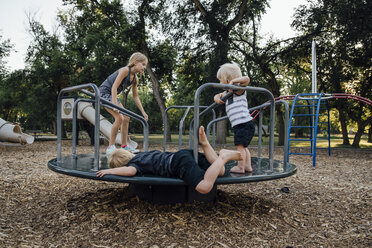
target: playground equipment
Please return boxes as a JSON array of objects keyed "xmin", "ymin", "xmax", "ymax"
[
  {"xmin": 48, "ymin": 83, "xmax": 297, "ymax": 204},
  {"xmin": 61, "ymin": 97, "xmax": 138, "ymax": 150},
  {"xmin": 0, "ymin": 117, "xmax": 34, "ymax": 145},
  {"xmin": 287, "ymin": 93, "xmax": 331, "ymax": 167},
  {"xmin": 285, "ymin": 41, "xmax": 372, "ymax": 167},
  {"xmin": 249, "ymin": 92, "xmax": 371, "ymax": 167}
]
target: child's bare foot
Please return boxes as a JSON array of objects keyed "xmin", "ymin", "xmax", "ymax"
[
  {"xmin": 198, "ymin": 126, "xmax": 208, "ymax": 146},
  {"xmin": 245, "ymin": 164, "xmax": 253, "ymax": 173},
  {"xmin": 230, "ymin": 165, "xmax": 246, "ymax": 174},
  {"xmin": 219, "ymin": 149, "xmax": 243, "ymax": 162}
]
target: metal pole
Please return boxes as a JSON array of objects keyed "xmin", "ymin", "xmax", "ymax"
[{"xmin": 312, "ymin": 40, "xmax": 317, "ymax": 149}]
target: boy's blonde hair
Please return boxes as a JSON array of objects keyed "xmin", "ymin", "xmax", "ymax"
[
  {"xmin": 127, "ymin": 52, "xmax": 148, "ymax": 86},
  {"xmin": 217, "ymin": 62, "xmax": 242, "ymax": 82},
  {"xmin": 108, "ymin": 149, "xmax": 135, "ymax": 168}
]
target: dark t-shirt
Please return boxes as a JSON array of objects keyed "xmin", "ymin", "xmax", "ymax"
[{"xmin": 127, "ymin": 150, "xmax": 175, "ymax": 177}]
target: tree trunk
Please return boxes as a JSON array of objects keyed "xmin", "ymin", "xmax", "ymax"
[
  {"xmin": 352, "ymin": 116, "xmax": 372, "ymax": 148},
  {"xmin": 193, "ymin": 0, "xmax": 248, "ymax": 145},
  {"xmin": 145, "ymin": 65, "xmax": 172, "ymax": 142},
  {"xmin": 368, "ymin": 125, "xmax": 372, "ymax": 143},
  {"xmin": 337, "ymin": 107, "xmax": 350, "ymax": 145},
  {"xmin": 138, "ymin": 2, "xmax": 171, "ymax": 142}
]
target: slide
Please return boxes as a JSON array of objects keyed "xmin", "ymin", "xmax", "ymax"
[
  {"xmin": 0, "ymin": 118, "xmax": 34, "ymax": 145},
  {"xmin": 77, "ymin": 102, "xmax": 138, "ymax": 149}
]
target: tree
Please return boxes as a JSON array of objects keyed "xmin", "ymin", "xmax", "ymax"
[
  {"xmin": 24, "ymin": 17, "xmax": 73, "ymax": 131},
  {"xmin": 157, "ymin": 0, "xmax": 269, "ymax": 143},
  {"xmin": 0, "ymin": 34, "xmax": 12, "ymax": 81},
  {"xmin": 135, "ymin": 0, "xmax": 176, "ymax": 141},
  {"xmin": 60, "ymin": 0, "xmax": 176, "ymax": 141},
  {"xmin": 292, "ymin": 0, "xmax": 372, "ymax": 147},
  {"xmin": 0, "ymin": 33, "xmax": 15, "ymax": 120}
]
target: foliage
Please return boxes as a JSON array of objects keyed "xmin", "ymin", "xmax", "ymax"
[
  {"xmin": 0, "ymin": 34, "xmax": 12, "ymax": 81},
  {"xmin": 290, "ymin": 0, "xmax": 372, "ymax": 147},
  {"xmin": 0, "ymin": 0, "xmax": 370, "ymax": 148}
]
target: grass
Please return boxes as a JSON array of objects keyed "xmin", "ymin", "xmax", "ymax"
[{"xmin": 135, "ymin": 133, "xmax": 372, "ymax": 149}]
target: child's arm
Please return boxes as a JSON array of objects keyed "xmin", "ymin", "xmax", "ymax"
[
  {"xmin": 214, "ymin": 92, "xmax": 226, "ymax": 105},
  {"xmin": 96, "ymin": 166, "xmax": 137, "ymax": 178},
  {"xmin": 111, "ymin": 67, "xmax": 129, "ymax": 112},
  {"xmin": 132, "ymin": 83, "xmax": 148, "ymax": 121},
  {"xmin": 229, "ymin": 76, "xmax": 250, "ymax": 95},
  {"xmin": 230, "ymin": 76, "xmax": 250, "ymax": 86}
]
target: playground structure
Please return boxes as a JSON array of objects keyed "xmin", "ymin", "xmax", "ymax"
[
  {"xmin": 61, "ymin": 98, "xmax": 138, "ymax": 150},
  {"xmin": 0, "ymin": 117, "xmax": 34, "ymax": 145},
  {"xmin": 48, "ymin": 83, "xmax": 297, "ymax": 204},
  {"xmin": 47, "ymin": 42, "xmax": 370, "ymax": 203}
]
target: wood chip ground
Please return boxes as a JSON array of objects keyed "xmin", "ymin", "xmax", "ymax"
[{"xmin": 0, "ymin": 140, "xmax": 371, "ymax": 247}]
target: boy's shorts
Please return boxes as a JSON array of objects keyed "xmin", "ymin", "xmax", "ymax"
[
  {"xmin": 171, "ymin": 149, "xmax": 211, "ymax": 188},
  {"xmin": 233, "ymin": 121, "xmax": 255, "ymax": 147}
]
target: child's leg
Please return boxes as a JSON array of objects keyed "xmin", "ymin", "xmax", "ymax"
[
  {"xmin": 230, "ymin": 144, "xmax": 247, "ymax": 174},
  {"xmin": 244, "ymin": 148, "xmax": 252, "ymax": 172},
  {"xmin": 195, "ymin": 149, "xmax": 242, "ymax": 194},
  {"xmin": 120, "ymin": 115, "xmax": 130, "ymax": 146},
  {"xmin": 105, "ymin": 107, "xmax": 123, "ymax": 146},
  {"xmin": 198, "ymin": 126, "xmax": 218, "ymax": 163},
  {"xmin": 198, "ymin": 126, "xmax": 226, "ymax": 175},
  {"xmin": 117, "ymin": 102, "xmax": 130, "ymax": 146}
]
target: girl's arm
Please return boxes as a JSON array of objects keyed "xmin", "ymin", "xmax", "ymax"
[
  {"xmin": 111, "ymin": 67, "xmax": 129, "ymax": 111},
  {"xmin": 132, "ymin": 83, "xmax": 148, "ymax": 121},
  {"xmin": 96, "ymin": 166, "xmax": 137, "ymax": 177}
]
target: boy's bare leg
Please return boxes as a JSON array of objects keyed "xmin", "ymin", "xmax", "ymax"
[
  {"xmin": 198, "ymin": 126, "xmax": 218, "ymax": 163},
  {"xmin": 244, "ymin": 148, "xmax": 252, "ymax": 172},
  {"xmin": 195, "ymin": 149, "xmax": 243, "ymax": 194},
  {"xmin": 230, "ymin": 145, "xmax": 247, "ymax": 174},
  {"xmin": 198, "ymin": 126, "xmax": 225, "ymax": 175}
]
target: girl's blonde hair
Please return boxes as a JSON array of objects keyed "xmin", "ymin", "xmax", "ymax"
[
  {"xmin": 127, "ymin": 52, "xmax": 148, "ymax": 86},
  {"xmin": 217, "ymin": 62, "xmax": 242, "ymax": 82},
  {"xmin": 108, "ymin": 149, "xmax": 135, "ymax": 168}
]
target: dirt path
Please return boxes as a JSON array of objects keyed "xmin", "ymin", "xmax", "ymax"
[{"xmin": 0, "ymin": 141, "xmax": 371, "ymax": 247}]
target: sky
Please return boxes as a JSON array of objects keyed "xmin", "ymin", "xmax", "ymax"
[{"xmin": 0, "ymin": 0, "xmax": 307, "ymax": 71}]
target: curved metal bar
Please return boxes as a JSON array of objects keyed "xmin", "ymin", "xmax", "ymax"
[
  {"xmin": 178, "ymin": 107, "xmax": 192, "ymax": 150},
  {"xmin": 163, "ymin": 105, "xmax": 214, "ymax": 152},
  {"xmin": 206, "ymin": 116, "xmax": 227, "ymax": 149},
  {"xmin": 205, "ymin": 99, "xmax": 289, "ymax": 170},
  {"xmin": 72, "ymin": 98, "xmax": 96, "ymax": 158},
  {"xmin": 80, "ymin": 89, "xmax": 149, "ymax": 152},
  {"xmin": 194, "ymin": 83, "xmax": 275, "ymax": 167},
  {"xmin": 163, "ymin": 106, "xmax": 192, "ymax": 152},
  {"xmin": 188, "ymin": 108, "xmax": 217, "ymax": 149},
  {"xmin": 57, "ymin": 83, "xmax": 101, "ymax": 170}
]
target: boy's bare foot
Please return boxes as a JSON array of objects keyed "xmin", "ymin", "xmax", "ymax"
[
  {"xmin": 245, "ymin": 165, "xmax": 253, "ymax": 173},
  {"xmin": 230, "ymin": 165, "xmax": 246, "ymax": 174},
  {"xmin": 219, "ymin": 149, "xmax": 243, "ymax": 162},
  {"xmin": 198, "ymin": 126, "xmax": 209, "ymax": 146}
]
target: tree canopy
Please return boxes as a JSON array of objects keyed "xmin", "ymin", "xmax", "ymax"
[{"xmin": 0, "ymin": 0, "xmax": 370, "ymax": 147}]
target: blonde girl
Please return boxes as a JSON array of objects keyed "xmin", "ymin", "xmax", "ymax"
[{"xmin": 99, "ymin": 52, "xmax": 148, "ymax": 155}]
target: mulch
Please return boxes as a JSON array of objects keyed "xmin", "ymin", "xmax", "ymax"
[{"xmin": 0, "ymin": 140, "xmax": 371, "ymax": 247}]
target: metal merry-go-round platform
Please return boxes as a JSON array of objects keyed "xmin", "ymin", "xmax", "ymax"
[{"xmin": 50, "ymin": 83, "xmax": 297, "ymax": 204}]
